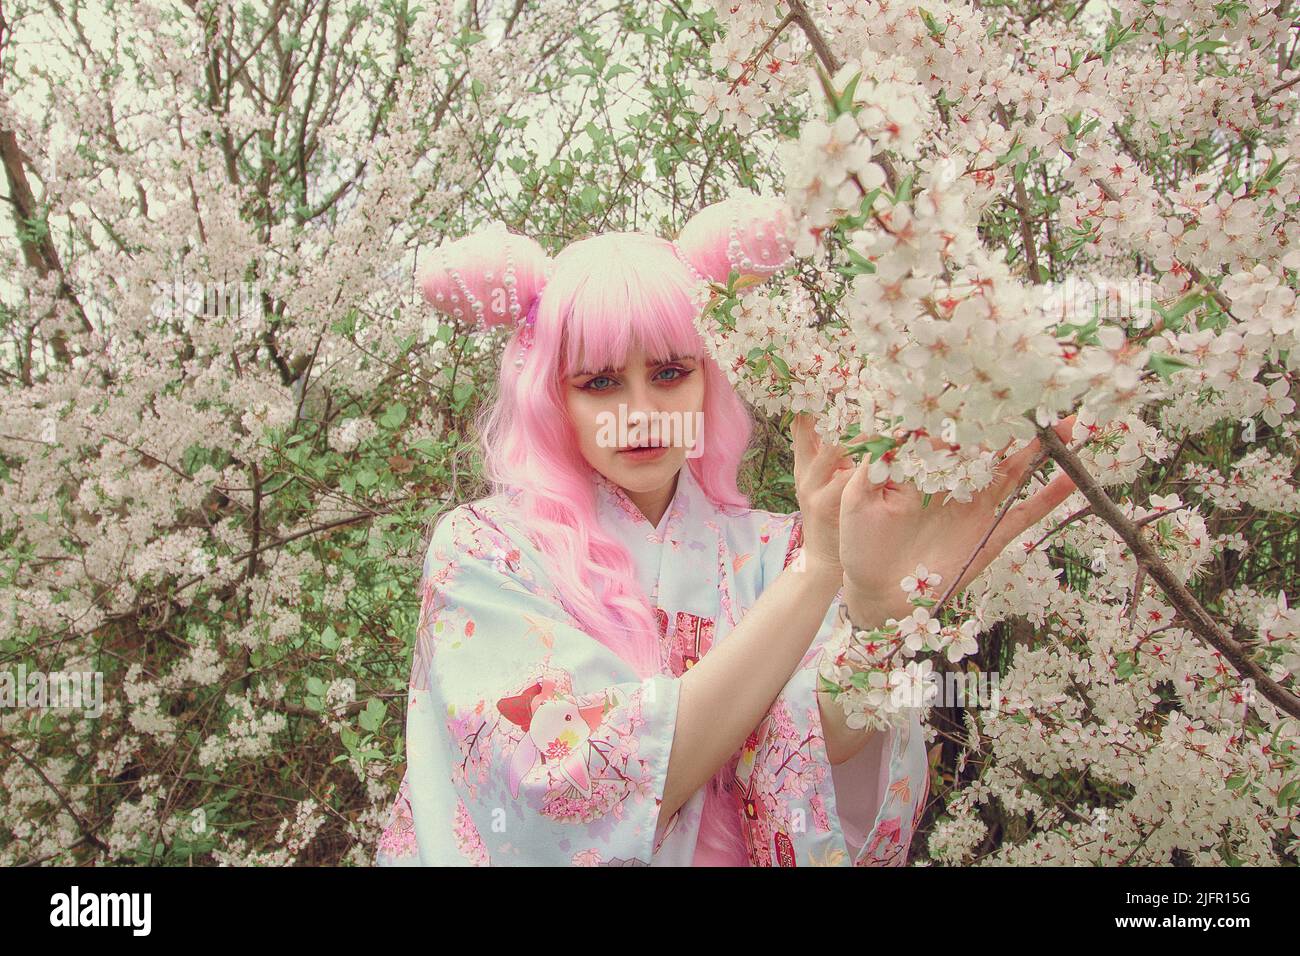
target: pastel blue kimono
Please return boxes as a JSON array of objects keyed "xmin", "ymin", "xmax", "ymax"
[{"xmin": 375, "ymin": 462, "xmax": 930, "ymax": 866}]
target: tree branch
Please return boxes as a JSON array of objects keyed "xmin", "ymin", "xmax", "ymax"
[{"xmin": 1033, "ymin": 420, "xmax": 1300, "ymax": 720}]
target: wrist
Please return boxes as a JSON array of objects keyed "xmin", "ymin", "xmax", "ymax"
[
  {"xmin": 792, "ymin": 549, "xmax": 843, "ymax": 593},
  {"xmin": 841, "ymin": 579, "xmax": 901, "ymax": 630}
]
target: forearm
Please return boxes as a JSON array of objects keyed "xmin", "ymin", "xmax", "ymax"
[
  {"xmin": 818, "ymin": 578, "xmax": 896, "ymax": 765},
  {"xmin": 660, "ymin": 556, "xmax": 842, "ymax": 824}
]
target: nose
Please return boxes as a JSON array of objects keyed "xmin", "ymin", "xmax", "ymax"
[{"xmin": 623, "ymin": 378, "xmax": 665, "ymax": 421}]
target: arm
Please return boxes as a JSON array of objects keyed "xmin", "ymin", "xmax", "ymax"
[
  {"xmin": 739, "ymin": 515, "xmax": 930, "ymax": 867},
  {"xmin": 662, "ymin": 549, "xmax": 843, "ymax": 825}
]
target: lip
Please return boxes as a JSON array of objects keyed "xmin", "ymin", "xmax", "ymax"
[{"xmin": 616, "ymin": 445, "xmax": 670, "ymax": 462}]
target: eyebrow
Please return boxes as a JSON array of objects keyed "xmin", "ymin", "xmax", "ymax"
[{"xmin": 571, "ymin": 353, "xmax": 695, "ymax": 377}]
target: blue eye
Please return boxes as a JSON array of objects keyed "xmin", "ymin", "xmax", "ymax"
[
  {"xmin": 582, "ymin": 375, "xmax": 616, "ymax": 391},
  {"xmin": 656, "ymin": 366, "xmax": 690, "ymax": 383}
]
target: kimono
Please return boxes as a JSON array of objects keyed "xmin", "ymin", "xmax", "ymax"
[{"xmin": 374, "ymin": 462, "xmax": 931, "ymax": 866}]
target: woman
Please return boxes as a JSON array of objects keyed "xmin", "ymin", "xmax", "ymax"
[{"xmin": 375, "ymin": 194, "xmax": 1075, "ymax": 866}]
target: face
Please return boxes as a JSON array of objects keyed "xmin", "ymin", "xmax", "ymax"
[{"xmin": 564, "ymin": 344, "xmax": 705, "ymax": 499}]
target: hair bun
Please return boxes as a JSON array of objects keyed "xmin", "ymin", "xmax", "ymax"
[
  {"xmin": 418, "ymin": 222, "xmax": 551, "ymax": 330},
  {"xmin": 674, "ymin": 192, "xmax": 795, "ymax": 288}
]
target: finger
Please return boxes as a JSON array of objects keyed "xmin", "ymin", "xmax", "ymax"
[
  {"xmin": 1035, "ymin": 414, "xmax": 1077, "ymax": 450},
  {"xmin": 991, "ymin": 434, "xmax": 1021, "ymax": 459},
  {"xmin": 1055, "ymin": 413, "xmax": 1078, "ymax": 438},
  {"xmin": 992, "ymin": 436, "xmax": 1044, "ymax": 497},
  {"xmin": 794, "ymin": 414, "xmax": 854, "ymax": 488},
  {"xmin": 995, "ymin": 471, "xmax": 1078, "ymax": 547},
  {"xmin": 841, "ymin": 454, "xmax": 894, "ymax": 507},
  {"xmin": 992, "ymin": 414, "xmax": 1078, "ymax": 498},
  {"xmin": 808, "ymin": 433, "xmax": 852, "ymax": 488},
  {"xmin": 825, "ymin": 460, "xmax": 856, "ymax": 497},
  {"xmin": 791, "ymin": 413, "xmax": 816, "ymax": 480}
]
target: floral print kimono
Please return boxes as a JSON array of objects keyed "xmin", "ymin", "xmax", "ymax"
[{"xmin": 375, "ymin": 462, "xmax": 930, "ymax": 866}]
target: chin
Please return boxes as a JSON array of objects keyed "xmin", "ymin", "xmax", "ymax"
[{"xmin": 605, "ymin": 450, "xmax": 685, "ymax": 491}]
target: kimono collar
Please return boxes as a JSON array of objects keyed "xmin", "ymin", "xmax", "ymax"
[{"xmin": 592, "ymin": 462, "xmax": 707, "ymax": 539}]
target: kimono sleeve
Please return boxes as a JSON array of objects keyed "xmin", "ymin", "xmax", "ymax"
[
  {"xmin": 377, "ymin": 503, "xmax": 680, "ymax": 867},
  {"xmin": 743, "ymin": 511, "xmax": 930, "ymax": 867}
]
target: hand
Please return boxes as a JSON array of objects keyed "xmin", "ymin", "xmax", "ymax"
[
  {"xmin": 791, "ymin": 413, "xmax": 856, "ymax": 575},
  {"xmin": 838, "ymin": 417, "xmax": 1079, "ymax": 626}
]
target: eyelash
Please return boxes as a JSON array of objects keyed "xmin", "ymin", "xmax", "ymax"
[{"xmin": 579, "ymin": 366, "xmax": 691, "ymax": 392}]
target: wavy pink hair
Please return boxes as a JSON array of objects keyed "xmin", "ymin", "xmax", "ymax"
[{"xmin": 419, "ymin": 195, "xmax": 795, "ymax": 866}]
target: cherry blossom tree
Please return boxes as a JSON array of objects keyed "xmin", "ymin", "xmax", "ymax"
[{"xmin": 688, "ymin": 0, "xmax": 1299, "ymax": 864}]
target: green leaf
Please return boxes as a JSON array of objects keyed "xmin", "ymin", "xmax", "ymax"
[
  {"xmin": 1147, "ymin": 352, "xmax": 1193, "ymax": 382},
  {"xmin": 1154, "ymin": 291, "xmax": 1205, "ymax": 330},
  {"xmin": 1191, "ymin": 38, "xmax": 1228, "ymax": 56},
  {"xmin": 917, "ymin": 5, "xmax": 946, "ymax": 37},
  {"xmin": 849, "ymin": 670, "xmax": 874, "ymax": 690},
  {"xmin": 892, "ymin": 173, "xmax": 915, "ymax": 204},
  {"xmin": 359, "ymin": 698, "xmax": 386, "ymax": 733},
  {"xmin": 832, "ymin": 70, "xmax": 863, "ymax": 116},
  {"xmin": 181, "ymin": 444, "xmax": 208, "ymax": 476},
  {"xmin": 835, "ymin": 244, "xmax": 877, "ymax": 279},
  {"xmin": 996, "ymin": 141, "xmax": 1026, "ymax": 166},
  {"xmin": 1115, "ymin": 651, "xmax": 1136, "ymax": 679},
  {"xmin": 860, "ymin": 435, "xmax": 896, "ymax": 462},
  {"xmin": 380, "ymin": 403, "xmax": 408, "ymax": 429},
  {"xmin": 340, "ymin": 725, "xmax": 359, "ymax": 751}
]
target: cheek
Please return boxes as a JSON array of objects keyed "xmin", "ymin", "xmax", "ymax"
[
  {"xmin": 676, "ymin": 373, "xmax": 705, "ymax": 413},
  {"xmin": 565, "ymin": 392, "xmax": 609, "ymax": 452}
]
